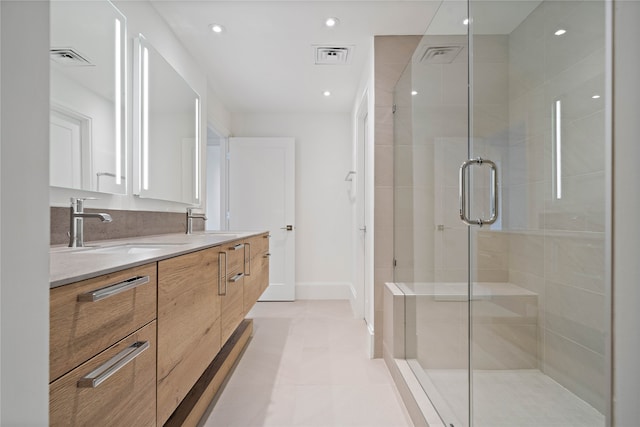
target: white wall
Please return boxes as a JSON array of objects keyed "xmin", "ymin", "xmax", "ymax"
[
  {"xmin": 50, "ymin": 1, "xmax": 231, "ymax": 213},
  {"xmin": 231, "ymin": 113, "xmax": 353, "ymax": 299},
  {"xmin": 0, "ymin": 1, "xmax": 50, "ymax": 423},
  {"xmin": 206, "ymin": 143, "xmax": 222, "ymax": 230},
  {"xmin": 613, "ymin": 1, "xmax": 640, "ymax": 424},
  {"xmin": 207, "ymin": 86, "xmax": 231, "ymax": 137}
]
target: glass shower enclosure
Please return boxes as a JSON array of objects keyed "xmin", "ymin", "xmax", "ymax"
[{"xmin": 393, "ymin": 1, "xmax": 610, "ymax": 426}]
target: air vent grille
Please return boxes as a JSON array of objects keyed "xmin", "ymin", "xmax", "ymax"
[
  {"xmin": 416, "ymin": 45, "xmax": 463, "ymax": 64},
  {"xmin": 313, "ymin": 46, "xmax": 353, "ymax": 65},
  {"xmin": 50, "ymin": 48, "xmax": 94, "ymax": 66}
]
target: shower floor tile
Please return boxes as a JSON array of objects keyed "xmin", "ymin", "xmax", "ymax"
[
  {"xmin": 423, "ymin": 368, "xmax": 604, "ymax": 427},
  {"xmin": 200, "ymin": 300, "xmax": 413, "ymax": 427}
]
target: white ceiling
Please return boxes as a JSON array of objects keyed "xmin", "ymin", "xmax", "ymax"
[{"xmin": 150, "ymin": 1, "xmax": 444, "ymax": 114}]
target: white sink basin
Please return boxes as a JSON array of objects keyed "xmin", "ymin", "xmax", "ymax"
[{"xmin": 72, "ymin": 242, "xmax": 185, "ymax": 255}]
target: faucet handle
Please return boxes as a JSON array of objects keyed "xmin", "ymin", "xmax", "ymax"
[
  {"xmin": 70, "ymin": 197, "xmax": 100, "ymax": 213},
  {"xmin": 70, "ymin": 196, "xmax": 98, "ymax": 205},
  {"xmin": 187, "ymin": 207, "xmax": 206, "ymax": 218},
  {"xmin": 70, "ymin": 197, "xmax": 98, "ymax": 201},
  {"xmin": 187, "ymin": 207, "xmax": 204, "ymax": 215}
]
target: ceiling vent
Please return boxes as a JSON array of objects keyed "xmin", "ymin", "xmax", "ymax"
[
  {"xmin": 313, "ymin": 45, "xmax": 353, "ymax": 65},
  {"xmin": 416, "ymin": 45, "xmax": 463, "ymax": 64},
  {"xmin": 50, "ymin": 48, "xmax": 94, "ymax": 67}
]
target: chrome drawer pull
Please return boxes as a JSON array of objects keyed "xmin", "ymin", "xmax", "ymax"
[
  {"xmin": 218, "ymin": 252, "xmax": 227, "ymax": 296},
  {"xmin": 264, "ymin": 253, "xmax": 271, "ymax": 258},
  {"xmin": 229, "ymin": 272, "xmax": 244, "ymax": 283},
  {"xmin": 230, "ymin": 243, "xmax": 244, "ymax": 251},
  {"xmin": 77, "ymin": 341, "xmax": 149, "ymax": 388},
  {"xmin": 244, "ymin": 242, "xmax": 251, "ymax": 276},
  {"xmin": 77, "ymin": 276, "xmax": 150, "ymax": 302}
]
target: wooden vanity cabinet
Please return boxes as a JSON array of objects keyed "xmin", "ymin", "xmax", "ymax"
[
  {"xmin": 219, "ymin": 241, "xmax": 247, "ymax": 344},
  {"xmin": 157, "ymin": 247, "xmax": 222, "ymax": 426},
  {"xmin": 49, "ymin": 263, "xmax": 158, "ymax": 426},
  {"xmin": 243, "ymin": 232, "xmax": 270, "ymax": 315},
  {"xmin": 50, "ymin": 232, "xmax": 271, "ymax": 426},
  {"xmin": 50, "ymin": 321, "xmax": 157, "ymax": 426}
]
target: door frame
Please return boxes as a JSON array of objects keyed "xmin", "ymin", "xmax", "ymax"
[{"xmin": 354, "ymin": 89, "xmax": 375, "ymax": 354}]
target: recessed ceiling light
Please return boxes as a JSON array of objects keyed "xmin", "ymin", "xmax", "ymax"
[
  {"xmin": 463, "ymin": 18, "xmax": 470, "ymax": 26},
  {"xmin": 554, "ymin": 28, "xmax": 567, "ymax": 36},
  {"xmin": 592, "ymin": 94, "xmax": 601, "ymax": 99},
  {"xmin": 323, "ymin": 91, "xmax": 331, "ymax": 97},
  {"xmin": 209, "ymin": 23, "xmax": 225, "ymax": 34},
  {"xmin": 325, "ymin": 17, "xmax": 339, "ymax": 28},
  {"xmin": 411, "ymin": 90, "xmax": 418, "ymax": 96}
]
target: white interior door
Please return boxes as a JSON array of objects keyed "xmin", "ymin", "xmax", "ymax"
[
  {"xmin": 50, "ymin": 110, "xmax": 83, "ymax": 189},
  {"xmin": 228, "ymin": 137, "xmax": 295, "ymax": 301}
]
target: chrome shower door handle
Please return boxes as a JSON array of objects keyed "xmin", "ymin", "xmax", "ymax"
[{"xmin": 459, "ymin": 157, "xmax": 498, "ymax": 227}]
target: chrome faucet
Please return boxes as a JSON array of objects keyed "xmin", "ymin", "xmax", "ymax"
[
  {"xmin": 69, "ymin": 197, "xmax": 113, "ymax": 247},
  {"xmin": 186, "ymin": 208, "xmax": 207, "ymax": 234}
]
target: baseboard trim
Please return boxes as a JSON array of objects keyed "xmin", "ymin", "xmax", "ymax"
[
  {"xmin": 367, "ymin": 322, "xmax": 375, "ymax": 359},
  {"xmin": 295, "ymin": 282, "xmax": 352, "ymax": 300}
]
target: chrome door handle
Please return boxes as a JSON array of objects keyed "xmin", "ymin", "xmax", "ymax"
[
  {"xmin": 280, "ymin": 225, "xmax": 294, "ymax": 231},
  {"xmin": 218, "ymin": 252, "xmax": 227, "ymax": 296},
  {"xmin": 459, "ymin": 157, "xmax": 498, "ymax": 227},
  {"xmin": 244, "ymin": 242, "xmax": 251, "ymax": 276},
  {"xmin": 77, "ymin": 341, "xmax": 149, "ymax": 388},
  {"xmin": 359, "ymin": 226, "xmax": 367, "ymax": 232}
]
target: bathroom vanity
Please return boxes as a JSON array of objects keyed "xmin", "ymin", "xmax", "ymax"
[{"xmin": 49, "ymin": 231, "xmax": 270, "ymax": 426}]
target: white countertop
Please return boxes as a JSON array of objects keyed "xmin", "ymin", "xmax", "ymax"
[{"xmin": 50, "ymin": 231, "xmax": 267, "ymax": 288}]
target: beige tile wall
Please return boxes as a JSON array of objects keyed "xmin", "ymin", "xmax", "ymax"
[
  {"xmin": 374, "ymin": 35, "xmax": 422, "ymax": 357},
  {"xmin": 393, "ymin": 34, "xmax": 511, "ymax": 285},
  {"xmin": 506, "ymin": 0, "xmax": 607, "ymax": 413}
]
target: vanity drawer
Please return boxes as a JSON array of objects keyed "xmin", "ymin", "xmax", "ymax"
[
  {"xmin": 221, "ymin": 272, "xmax": 245, "ymax": 344},
  {"xmin": 244, "ymin": 252, "xmax": 270, "ymax": 314},
  {"xmin": 245, "ymin": 233, "xmax": 269, "ymax": 261},
  {"xmin": 50, "ymin": 263, "xmax": 157, "ymax": 382},
  {"xmin": 50, "ymin": 321, "xmax": 156, "ymax": 427},
  {"xmin": 220, "ymin": 240, "xmax": 246, "ymax": 274}
]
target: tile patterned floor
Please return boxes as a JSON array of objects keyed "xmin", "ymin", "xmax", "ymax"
[
  {"xmin": 424, "ymin": 368, "xmax": 605, "ymax": 427},
  {"xmin": 199, "ymin": 300, "xmax": 413, "ymax": 427}
]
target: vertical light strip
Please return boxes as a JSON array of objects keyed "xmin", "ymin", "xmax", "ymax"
[
  {"xmin": 136, "ymin": 41, "xmax": 142, "ymax": 191},
  {"xmin": 555, "ymin": 99, "xmax": 562, "ymax": 199},
  {"xmin": 142, "ymin": 47, "xmax": 149, "ymax": 190},
  {"xmin": 114, "ymin": 19, "xmax": 122, "ymax": 185},
  {"xmin": 194, "ymin": 98, "xmax": 200, "ymax": 200}
]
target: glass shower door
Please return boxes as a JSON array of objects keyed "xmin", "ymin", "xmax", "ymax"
[
  {"xmin": 468, "ymin": 1, "xmax": 609, "ymax": 426},
  {"xmin": 393, "ymin": 1, "xmax": 471, "ymax": 425}
]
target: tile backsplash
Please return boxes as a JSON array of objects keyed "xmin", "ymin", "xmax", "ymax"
[{"xmin": 50, "ymin": 207, "xmax": 204, "ymax": 245}]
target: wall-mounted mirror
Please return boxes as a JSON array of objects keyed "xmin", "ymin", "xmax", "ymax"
[
  {"xmin": 50, "ymin": 0, "xmax": 127, "ymax": 195},
  {"xmin": 134, "ymin": 36, "xmax": 201, "ymax": 205}
]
